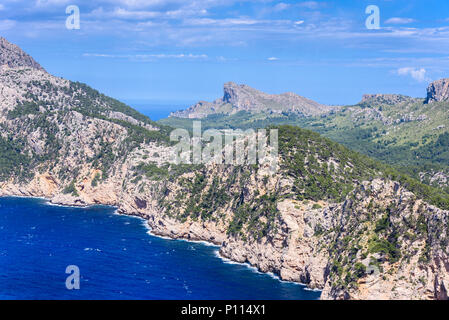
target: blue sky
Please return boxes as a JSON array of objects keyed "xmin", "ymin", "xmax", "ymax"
[{"xmin": 1, "ymin": 0, "xmax": 449, "ymax": 108}]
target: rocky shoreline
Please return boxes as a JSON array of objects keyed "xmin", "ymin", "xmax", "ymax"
[
  {"xmin": 0, "ymin": 185, "xmax": 324, "ymax": 296},
  {"xmin": 3, "ymin": 173, "xmax": 449, "ymax": 300}
]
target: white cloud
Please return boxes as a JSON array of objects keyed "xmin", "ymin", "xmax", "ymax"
[
  {"xmin": 104, "ymin": 0, "xmax": 167, "ymax": 8},
  {"xmin": 83, "ymin": 53, "xmax": 208, "ymax": 60},
  {"xmin": 385, "ymin": 17, "xmax": 416, "ymax": 25},
  {"xmin": 184, "ymin": 18, "xmax": 294, "ymax": 28},
  {"xmin": 0, "ymin": 4, "xmax": 4, "ymax": 11},
  {"xmin": 273, "ymin": 3, "xmax": 290, "ymax": 12},
  {"xmin": 396, "ymin": 67, "xmax": 428, "ymax": 82},
  {"xmin": 89, "ymin": 7, "xmax": 161, "ymax": 19},
  {"xmin": 100, "ymin": 0, "xmax": 241, "ymax": 11},
  {"xmin": 267, "ymin": 57, "xmax": 279, "ymax": 61},
  {"xmin": 0, "ymin": 19, "xmax": 16, "ymax": 31},
  {"xmin": 88, "ymin": 2, "xmax": 210, "ymax": 20},
  {"xmin": 186, "ymin": 18, "xmax": 259, "ymax": 26},
  {"xmin": 298, "ymin": 1, "xmax": 320, "ymax": 9},
  {"xmin": 35, "ymin": 0, "xmax": 71, "ymax": 7},
  {"xmin": 2, "ymin": 0, "xmax": 449, "ymax": 59},
  {"xmin": 112, "ymin": 7, "xmax": 160, "ymax": 19}
]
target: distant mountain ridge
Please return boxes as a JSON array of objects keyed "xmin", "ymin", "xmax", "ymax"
[
  {"xmin": 161, "ymin": 79, "xmax": 449, "ymax": 194},
  {"xmin": 359, "ymin": 79, "xmax": 449, "ymax": 106},
  {"xmin": 170, "ymin": 82, "xmax": 336, "ymax": 119}
]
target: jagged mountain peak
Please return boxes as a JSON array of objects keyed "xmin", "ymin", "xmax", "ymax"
[
  {"xmin": 171, "ymin": 82, "xmax": 335, "ymax": 119},
  {"xmin": 0, "ymin": 37, "xmax": 45, "ymax": 71},
  {"xmin": 0, "ymin": 37, "xmax": 161, "ymax": 133},
  {"xmin": 222, "ymin": 81, "xmax": 267, "ymax": 105}
]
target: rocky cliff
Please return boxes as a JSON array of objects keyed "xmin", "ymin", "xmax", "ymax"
[
  {"xmin": 0, "ymin": 37, "xmax": 45, "ymax": 71},
  {"xmin": 170, "ymin": 82, "xmax": 336, "ymax": 119},
  {"xmin": 1, "ymin": 38, "xmax": 449, "ymax": 300},
  {"xmin": 426, "ymin": 79, "xmax": 449, "ymax": 103}
]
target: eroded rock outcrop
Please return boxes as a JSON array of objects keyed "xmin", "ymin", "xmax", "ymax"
[
  {"xmin": 426, "ymin": 79, "xmax": 449, "ymax": 103},
  {"xmin": 0, "ymin": 37, "xmax": 45, "ymax": 71},
  {"xmin": 170, "ymin": 82, "xmax": 336, "ymax": 119}
]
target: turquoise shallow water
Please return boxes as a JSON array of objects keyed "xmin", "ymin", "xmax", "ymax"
[{"xmin": 0, "ymin": 197, "xmax": 321, "ymax": 300}]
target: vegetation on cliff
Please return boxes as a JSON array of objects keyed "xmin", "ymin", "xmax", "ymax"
[
  {"xmin": 2, "ymin": 37, "xmax": 449, "ymax": 299},
  {"xmin": 161, "ymin": 86, "xmax": 449, "ymax": 196}
]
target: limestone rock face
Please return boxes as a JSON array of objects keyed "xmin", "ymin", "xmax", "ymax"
[
  {"xmin": 0, "ymin": 37, "xmax": 45, "ymax": 71},
  {"xmin": 426, "ymin": 79, "xmax": 449, "ymax": 103},
  {"xmin": 170, "ymin": 82, "xmax": 336, "ymax": 119}
]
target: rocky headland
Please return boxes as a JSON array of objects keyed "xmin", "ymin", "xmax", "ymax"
[{"xmin": 1, "ymin": 37, "xmax": 449, "ymax": 300}]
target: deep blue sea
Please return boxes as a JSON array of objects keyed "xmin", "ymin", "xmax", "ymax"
[
  {"xmin": 0, "ymin": 197, "xmax": 320, "ymax": 300},
  {"xmin": 124, "ymin": 101, "xmax": 195, "ymax": 121}
]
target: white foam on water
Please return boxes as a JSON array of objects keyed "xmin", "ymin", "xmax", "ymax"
[
  {"xmin": 43, "ymin": 199, "xmax": 100, "ymax": 209},
  {"xmin": 112, "ymin": 209, "xmax": 122, "ymax": 216},
  {"xmin": 140, "ymin": 220, "xmax": 180, "ymax": 241},
  {"xmin": 303, "ymin": 287, "xmax": 322, "ymax": 292},
  {"xmin": 3, "ymin": 195, "xmax": 46, "ymax": 201},
  {"xmin": 175, "ymin": 238, "xmax": 219, "ymax": 247},
  {"xmin": 84, "ymin": 248, "xmax": 102, "ymax": 252},
  {"xmin": 44, "ymin": 201, "xmax": 81, "ymax": 208},
  {"xmin": 6, "ymin": 195, "xmax": 318, "ymax": 292},
  {"xmin": 212, "ymin": 249, "xmax": 310, "ymax": 287},
  {"xmin": 138, "ymin": 219, "xmax": 315, "ymax": 289}
]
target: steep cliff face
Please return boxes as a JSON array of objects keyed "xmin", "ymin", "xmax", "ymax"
[
  {"xmin": 170, "ymin": 82, "xmax": 336, "ymax": 119},
  {"xmin": 426, "ymin": 79, "xmax": 449, "ymax": 103},
  {"xmin": 1, "ymin": 38, "xmax": 449, "ymax": 300},
  {"xmin": 320, "ymin": 179, "xmax": 449, "ymax": 300}
]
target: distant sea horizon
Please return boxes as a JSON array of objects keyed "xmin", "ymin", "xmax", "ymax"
[
  {"xmin": 0, "ymin": 197, "xmax": 321, "ymax": 300},
  {"xmin": 122, "ymin": 99, "xmax": 196, "ymax": 121}
]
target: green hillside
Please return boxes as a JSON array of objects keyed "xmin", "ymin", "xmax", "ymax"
[{"xmin": 160, "ymin": 97, "xmax": 449, "ymax": 193}]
